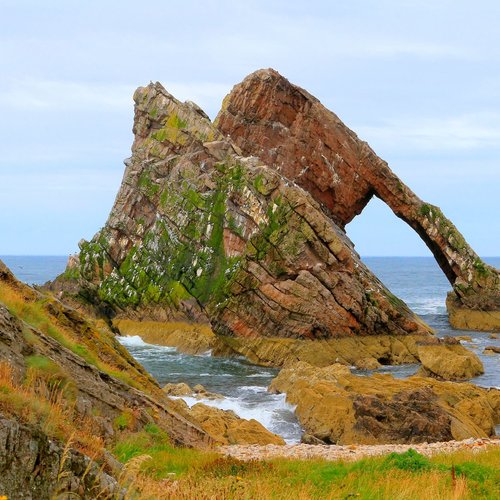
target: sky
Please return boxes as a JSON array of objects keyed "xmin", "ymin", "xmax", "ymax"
[{"xmin": 0, "ymin": 0, "xmax": 499, "ymax": 257}]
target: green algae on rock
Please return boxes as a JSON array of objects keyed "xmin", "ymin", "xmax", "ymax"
[{"xmin": 50, "ymin": 80, "xmax": 433, "ymax": 343}]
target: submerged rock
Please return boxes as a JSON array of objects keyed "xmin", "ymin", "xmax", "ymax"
[
  {"xmin": 483, "ymin": 346, "xmax": 500, "ymax": 355},
  {"xmin": 269, "ymin": 362, "xmax": 499, "ymax": 445}
]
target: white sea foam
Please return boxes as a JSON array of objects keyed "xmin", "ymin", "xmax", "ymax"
[
  {"xmin": 410, "ymin": 297, "xmax": 446, "ymax": 315},
  {"xmin": 118, "ymin": 335, "xmax": 148, "ymax": 347},
  {"xmin": 118, "ymin": 335, "xmax": 176, "ymax": 352},
  {"xmin": 239, "ymin": 385, "xmax": 267, "ymax": 394},
  {"xmin": 175, "ymin": 392, "xmax": 300, "ymax": 443},
  {"xmin": 195, "ymin": 349, "xmax": 213, "ymax": 357}
]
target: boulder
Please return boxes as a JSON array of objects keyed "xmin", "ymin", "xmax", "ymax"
[
  {"xmin": 171, "ymin": 400, "xmax": 285, "ymax": 446},
  {"xmin": 163, "ymin": 382, "xmax": 224, "ymax": 400},
  {"xmin": 163, "ymin": 382, "xmax": 193, "ymax": 396},
  {"xmin": 483, "ymin": 346, "xmax": 500, "ymax": 355},
  {"xmin": 269, "ymin": 361, "xmax": 499, "ymax": 444},
  {"xmin": 416, "ymin": 342, "xmax": 484, "ymax": 380}
]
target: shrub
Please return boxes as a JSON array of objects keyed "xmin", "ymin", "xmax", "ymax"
[{"xmin": 384, "ymin": 449, "xmax": 432, "ymax": 472}]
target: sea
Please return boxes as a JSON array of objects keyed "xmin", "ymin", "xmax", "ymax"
[{"xmin": 2, "ymin": 255, "xmax": 499, "ymax": 443}]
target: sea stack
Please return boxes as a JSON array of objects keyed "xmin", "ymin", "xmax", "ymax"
[{"xmin": 49, "ymin": 69, "xmax": 500, "ymax": 350}]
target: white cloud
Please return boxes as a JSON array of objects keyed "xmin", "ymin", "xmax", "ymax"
[
  {"xmin": 0, "ymin": 78, "xmax": 230, "ymax": 117},
  {"xmin": 0, "ymin": 168, "xmax": 122, "ymax": 193},
  {"xmin": 356, "ymin": 112, "xmax": 500, "ymax": 151},
  {"xmin": 0, "ymin": 80, "xmax": 136, "ymax": 111}
]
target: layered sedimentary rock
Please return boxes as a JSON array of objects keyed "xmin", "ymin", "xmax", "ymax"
[
  {"xmin": 416, "ymin": 338, "xmax": 484, "ymax": 380},
  {"xmin": 269, "ymin": 362, "xmax": 500, "ymax": 445},
  {"xmin": 51, "ymin": 81, "xmax": 432, "ymax": 345},
  {"xmin": 0, "ymin": 415, "xmax": 120, "ymax": 499},
  {"xmin": 51, "ymin": 69, "xmax": 499, "ymax": 346},
  {"xmin": 215, "ymin": 69, "xmax": 500, "ymax": 330}
]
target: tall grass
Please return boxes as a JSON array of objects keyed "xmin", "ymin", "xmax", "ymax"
[
  {"xmin": 0, "ymin": 361, "xmax": 104, "ymax": 459},
  {"xmin": 0, "ymin": 281, "xmax": 155, "ymax": 392},
  {"xmin": 111, "ymin": 425, "xmax": 499, "ymax": 499}
]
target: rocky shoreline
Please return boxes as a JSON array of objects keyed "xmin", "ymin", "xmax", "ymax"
[{"xmin": 220, "ymin": 437, "xmax": 500, "ymax": 462}]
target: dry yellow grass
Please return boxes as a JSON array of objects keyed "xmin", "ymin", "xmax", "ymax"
[
  {"xmin": 0, "ymin": 279, "xmax": 161, "ymax": 394},
  {"xmin": 0, "ymin": 361, "xmax": 104, "ymax": 459}
]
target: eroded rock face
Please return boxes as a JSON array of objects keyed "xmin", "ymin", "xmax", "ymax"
[
  {"xmin": 215, "ymin": 69, "xmax": 500, "ymax": 328},
  {"xmin": 269, "ymin": 362, "xmax": 500, "ymax": 444},
  {"xmin": 51, "ymin": 81, "xmax": 432, "ymax": 342},
  {"xmin": 0, "ymin": 415, "xmax": 120, "ymax": 499},
  {"xmin": 0, "ymin": 259, "xmax": 215, "ymax": 450}
]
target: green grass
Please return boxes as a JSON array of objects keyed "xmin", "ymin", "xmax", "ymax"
[
  {"xmin": 113, "ymin": 424, "xmax": 217, "ymax": 478},
  {"xmin": 113, "ymin": 431, "xmax": 500, "ymax": 499}
]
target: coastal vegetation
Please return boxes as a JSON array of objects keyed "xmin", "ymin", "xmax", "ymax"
[
  {"xmin": 104, "ymin": 433, "xmax": 500, "ymax": 498},
  {"xmin": 1, "ymin": 351, "xmax": 499, "ymax": 498}
]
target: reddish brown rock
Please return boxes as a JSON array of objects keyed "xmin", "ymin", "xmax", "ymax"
[
  {"xmin": 50, "ymin": 81, "xmax": 432, "ymax": 343},
  {"xmin": 215, "ymin": 69, "xmax": 500, "ymax": 329}
]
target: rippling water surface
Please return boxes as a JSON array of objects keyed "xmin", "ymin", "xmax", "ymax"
[{"xmin": 3, "ymin": 255, "xmax": 499, "ymax": 442}]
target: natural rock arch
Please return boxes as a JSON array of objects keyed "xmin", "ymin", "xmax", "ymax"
[{"xmin": 214, "ymin": 69, "xmax": 500, "ymax": 329}]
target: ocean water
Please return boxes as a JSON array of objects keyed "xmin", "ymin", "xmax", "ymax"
[
  {"xmin": 2, "ymin": 255, "xmax": 499, "ymax": 442},
  {"xmin": 0, "ymin": 255, "xmax": 68, "ymax": 285}
]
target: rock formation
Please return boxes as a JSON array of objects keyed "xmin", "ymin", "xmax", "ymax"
[
  {"xmin": 0, "ymin": 259, "xmax": 213, "ymax": 449},
  {"xmin": 0, "ymin": 415, "xmax": 121, "ymax": 499},
  {"xmin": 170, "ymin": 398, "xmax": 285, "ymax": 446},
  {"xmin": 50, "ymin": 70, "xmax": 499, "ymax": 338},
  {"xmin": 50, "ymin": 79, "xmax": 435, "ymax": 347},
  {"xmin": 269, "ymin": 362, "xmax": 500, "ymax": 445},
  {"xmin": 0, "ymin": 259, "xmax": 292, "ymax": 496},
  {"xmin": 214, "ymin": 69, "xmax": 500, "ymax": 330}
]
